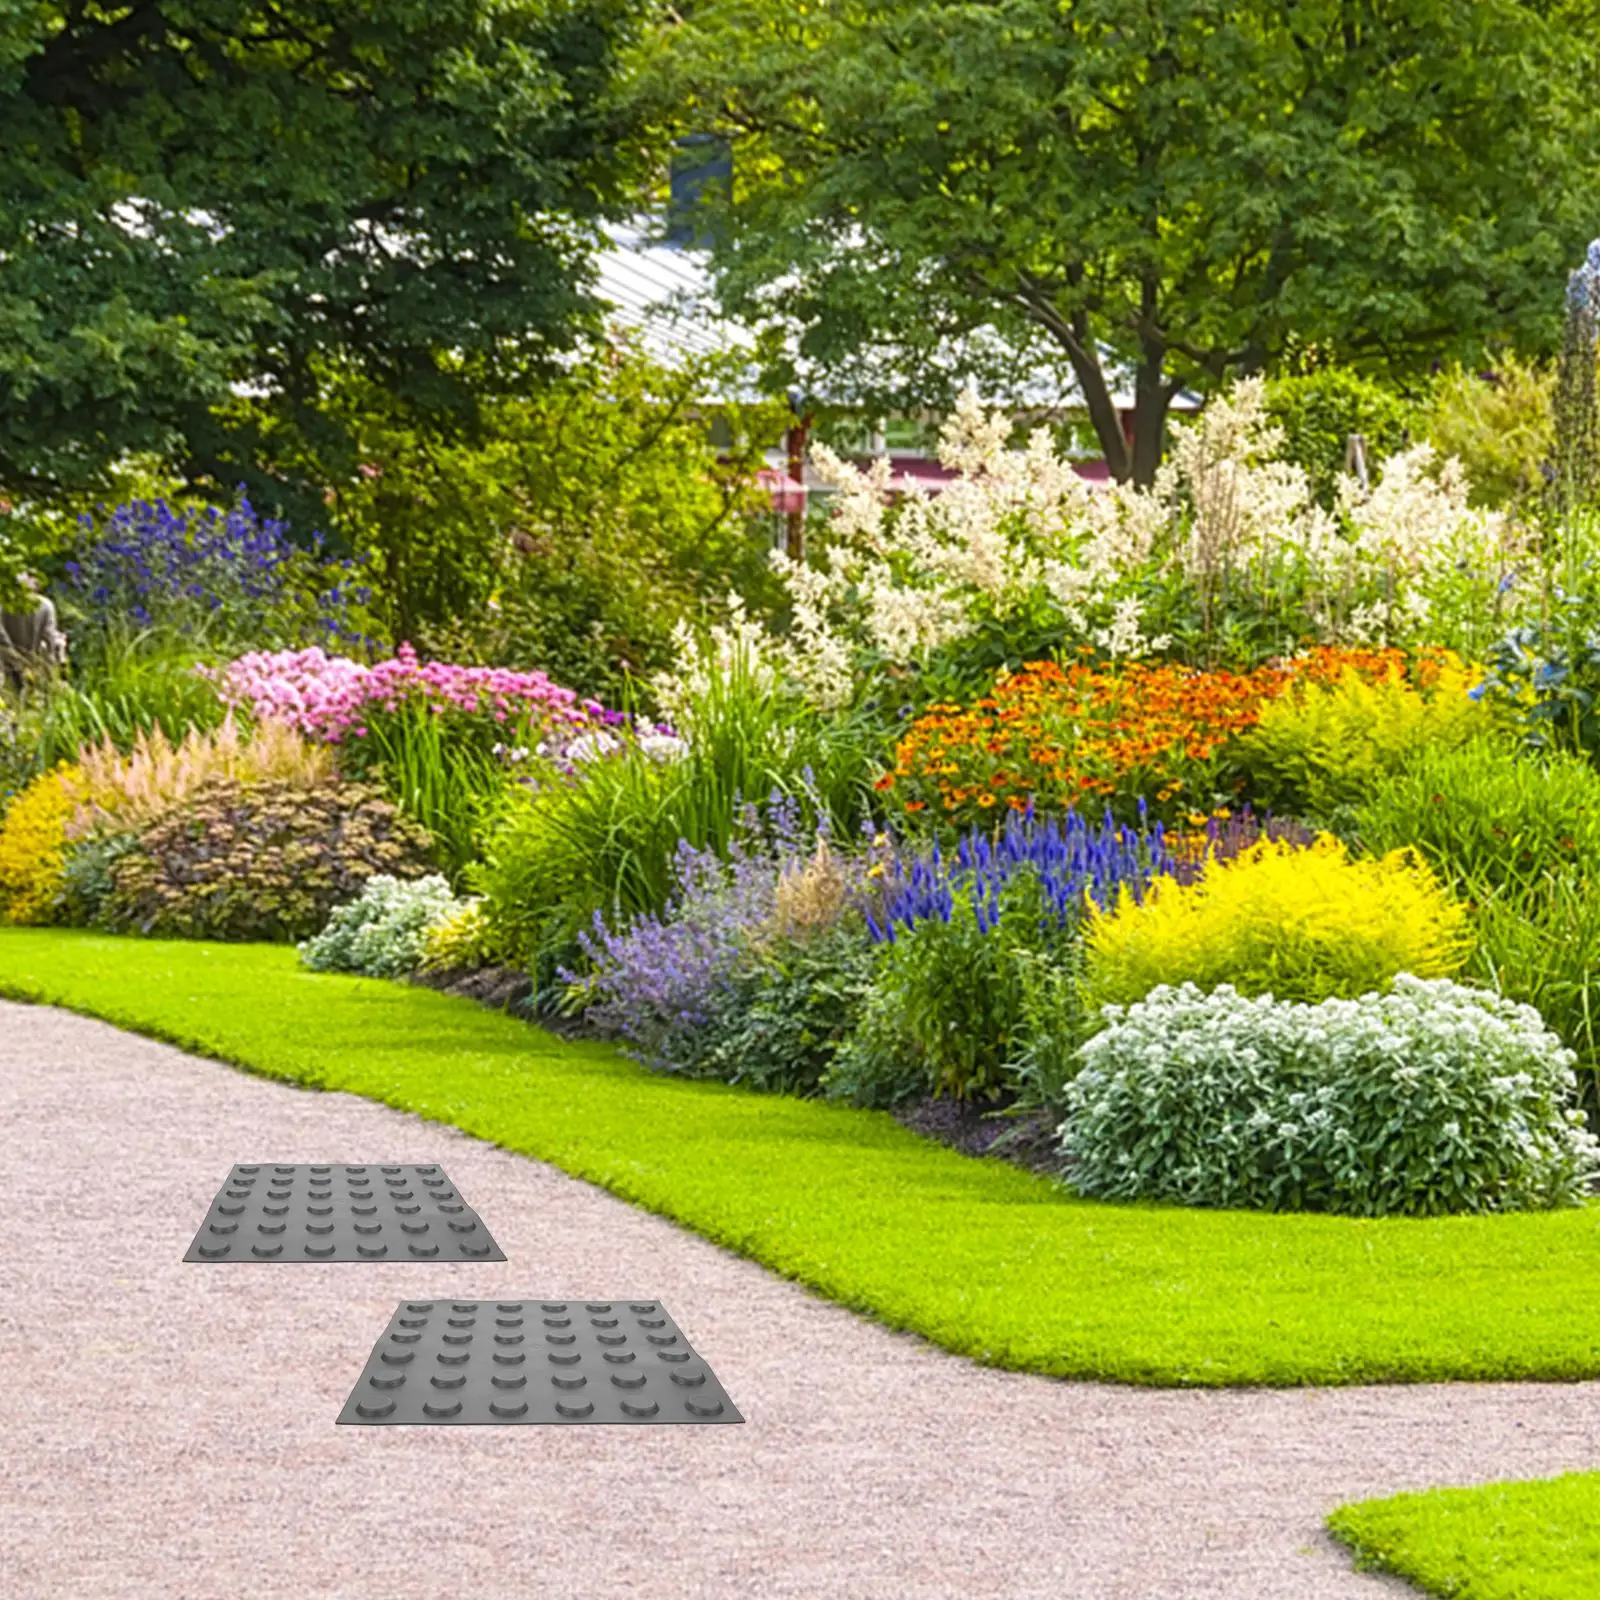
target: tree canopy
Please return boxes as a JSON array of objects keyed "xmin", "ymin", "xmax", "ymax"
[
  {"xmin": 0, "ymin": 0, "xmax": 650, "ymax": 514},
  {"xmin": 657, "ymin": 0, "xmax": 1600, "ymax": 480}
]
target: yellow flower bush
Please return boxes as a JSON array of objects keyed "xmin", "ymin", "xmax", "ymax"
[
  {"xmin": 1084, "ymin": 834, "xmax": 1471, "ymax": 1009},
  {"xmin": 1237, "ymin": 652, "xmax": 1492, "ymax": 818},
  {"xmin": 0, "ymin": 764, "xmax": 86, "ymax": 925}
]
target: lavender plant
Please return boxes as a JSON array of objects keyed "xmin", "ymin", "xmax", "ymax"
[{"xmin": 569, "ymin": 794, "xmax": 821, "ymax": 1073}]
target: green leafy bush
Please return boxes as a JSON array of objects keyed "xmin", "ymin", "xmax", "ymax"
[
  {"xmin": 1062, "ymin": 978, "xmax": 1599, "ymax": 1216},
  {"xmin": 1356, "ymin": 739, "xmax": 1600, "ymax": 894},
  {"xmin": 693, "ymin": 919, "xmax": 879, "ymax": 1096},
  {"xmin": 1421, "ymin": 355, "xmax": 1555, "ymax": 509},
  {"xmin": 1358, "ymin": 739, "xmax": 1600, "ymax": 1111},
  {"xmin": 300, "ymin": 873, "xmax": 462, "ymax": 978},
  {"xmin": 105, "ymin": 778, "xmax": 433, "ymax": 941},
  {"xmin": 1237, "ymin": 655, "xmax": 1492, "ymax": 822},
  {"xmin": 1264, "ymin": 367, "xmax": 1415, "ymax": 504},
  {"xmin": 1005, "ymin": 943, "xmax": 1096, "ymax": 1118},
  {"xmin": 1083, "ymin": 836, "xmax": 1471, "ymax": 1010},
  {"xmin": 828, "ymin": 875, "xmax": 1082, "ymax": 1107}
]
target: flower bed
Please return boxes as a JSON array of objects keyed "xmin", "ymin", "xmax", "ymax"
[
  {"xmin": 203, "ymin": 642, "xmax": 617, "ymax": 745},
  {"xmin": 880, "ymin": 645, "xmax": 1445, "ymax": 824}
]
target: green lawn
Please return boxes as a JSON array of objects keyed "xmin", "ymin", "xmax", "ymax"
[
  {"xmin": 1330, "ymin": 1474, "xmax": 1600, "ymax": 1598},
  {"xmin": 7, "ymin": 927, "xmax": 1600, "ymax": 1387}
]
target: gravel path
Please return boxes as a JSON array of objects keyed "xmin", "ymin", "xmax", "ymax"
[{"xmin": 3, "ymin": 1000, "xmax": 1597, "ymax": 1600}]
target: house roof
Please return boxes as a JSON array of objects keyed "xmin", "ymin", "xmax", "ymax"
[{"xmin": 595, "ymin": 222, "xmax": 1202, "ymax": 414}]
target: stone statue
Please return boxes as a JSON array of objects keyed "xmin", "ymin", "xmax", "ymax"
[{"xmin": 0, "ymin": 577, "xmax": 69, "ymax": 685}]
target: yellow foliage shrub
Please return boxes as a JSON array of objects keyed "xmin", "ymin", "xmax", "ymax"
[
  {"xmin": 1084, "ymin": 835, "xmax": 1471, "ymax": 1009},
  {"xmin": 0, "ymin": 764, "xmax": 86, "ymax": 925},
  {"xmin": 1237, "ymin": 653, "xmax": 1493, "ymax": 820},
  {"xmin": 419, "ymin": 899, "xmax": 499, "ymax": 972}
]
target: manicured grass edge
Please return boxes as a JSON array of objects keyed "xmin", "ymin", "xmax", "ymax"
[{"xmin": 1328, "ymin": 1473, "xmax": 1600, "ymax": 1600}]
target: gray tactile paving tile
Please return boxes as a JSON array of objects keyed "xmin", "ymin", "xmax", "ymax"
[
  {"xmin": 183, "ymin": 1163, "xmax": 506, "ymax": 1262},
  {"xmin": 338, "ymin": 1299, "xmax": 744, "ymax": 1426}
]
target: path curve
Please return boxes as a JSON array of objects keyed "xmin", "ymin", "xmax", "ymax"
[{"xmin": 2, "ymin": 1000, "xmax": 1595, "ymax": 1600}]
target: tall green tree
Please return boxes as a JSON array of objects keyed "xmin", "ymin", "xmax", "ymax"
[
  {"xmin": 0, "ymin": 0, "xmax": 650, "ymax": 516},
  {"xmin": 656, "ymin": 0, "xmax": 1599, "ymax": 481},
  {"xmin": 236, "ymin": 339, "xmax": 786, "ymax": 686}
]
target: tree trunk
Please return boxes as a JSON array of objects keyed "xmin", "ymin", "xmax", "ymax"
[
  {"xmin": 785, "ymin": 414, "xmax": 810, "ymax": 561},
  {"xmin": 1010, "ymin": 286, "xmax": 1133, "ymax": 482},
  {"xmin": 1129, "ymin": 342, "xmax": 1172, "ymax": 487}
]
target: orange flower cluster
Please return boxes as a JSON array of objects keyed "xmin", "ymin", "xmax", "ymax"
[{"xmin": 882, "ymin": 646, "xmax": 1435, "ymax": 826}]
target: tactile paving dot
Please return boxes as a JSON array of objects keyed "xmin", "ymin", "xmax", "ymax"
[
  {"xmin": 183, "ymin": 1165, "xmax": 506, "ymax": 1263},
  {"xmin": 337, "ymin": 1301, "xmax": 743, "ymax": 1426}
]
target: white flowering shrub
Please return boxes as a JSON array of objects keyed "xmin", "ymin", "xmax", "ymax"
[
  {"xmin": 649, "ymin": 596, "xmax": 782, "ymax": 727},
  {"xmin": 299, "ymin": 873, "xmax": 463, "ymax": 979},
  {"xmin": 728, "ymin": 378, "xmax": 1523, "ymax": 709},
  {"xmin": 1061, "ymin": 977, "xmax": 1599, "ymax": 1217}
]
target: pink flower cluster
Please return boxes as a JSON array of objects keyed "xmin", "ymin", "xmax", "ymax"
[{"xmin": 203, "ymin": 644, "xmax": 613, "ymax": 744}]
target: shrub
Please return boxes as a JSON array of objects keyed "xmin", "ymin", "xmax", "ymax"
[
  {"xmin": 691, "ymin": 917, "xmax": 880, "ymax": 1097},
  {"xmin": 104, "ymin": 778, "xmax": 434, "ymax": 941},
  {"xmin": 1061, "ymin": 978, "xmax": 1599, "ymax": 1216},
  {"xmin": 1237, "ymin": 654, "xmax": 1493, "ymax": 821},
  {"xmin": 419, "ymin": 898, "xmax": 502, "ymax": 973},
  {"xmin": 1355, "ymin": 740, "xmax": 1600, "ymax": 896},
  {"xmin": 829, "ymin": 881, "xmax": 1045, "ymax": 1107},
  {"xmin": 299, "ymin": 874, "xmax": 462, "ymax": 978},
  {"xmin": 830, "ymin": 866, "xmax": 1093, "ymax": 1106},
  {"xmin": 1421, "ymin": 355, "xmax": 1555, "ymax": 510},
  {"xmin": 0, "ymin": 763, "xmax": 82, "ymax": 924},
  {"xmin": 1358, "ymin": 739, "xmax": 1600, "ymax": 1113},
  {"xmin": 1264, "ymin": 366, "xmax": 1415, "ymax": 505},
  {"xmin": 1083, "ymin": 835, "xmax": 1471, "ymax": 1009}
]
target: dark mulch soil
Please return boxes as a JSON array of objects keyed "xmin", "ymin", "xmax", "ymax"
[
  {"xmin": 409, "ymin": 965, "xmax": 534, "ymax": 1013},
  {"xmin": 891, "ymin": 1095, "xmax": 1063, "ymax": 1177}
]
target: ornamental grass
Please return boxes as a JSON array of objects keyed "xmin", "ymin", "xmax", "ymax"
[{"xmin": 69, "ymin": 712, "xmax": 335, "ymax": 840}]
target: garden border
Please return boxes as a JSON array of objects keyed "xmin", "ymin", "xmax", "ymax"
[{"xmin": 6, "ymin": 928, "xmax": 1600, "ymax": 1389}]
